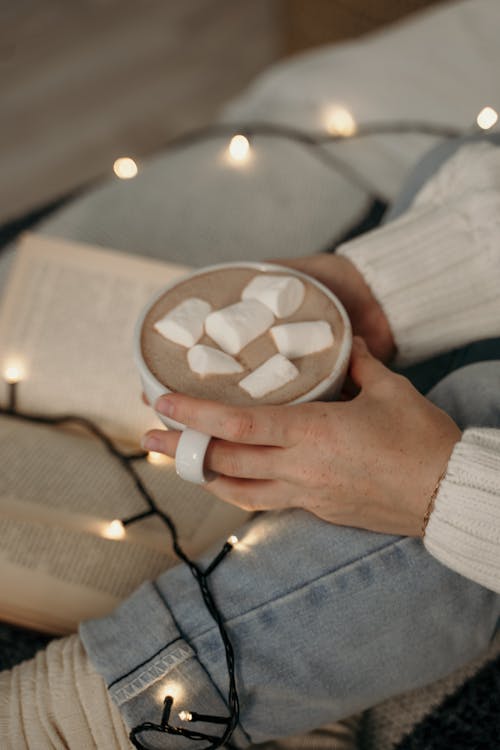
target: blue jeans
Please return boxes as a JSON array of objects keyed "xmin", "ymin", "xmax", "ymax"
[
  {"xmin": 81, "ymin": 361, "xmax": 500, "ymax": 747},
  {"xmin": 81, "ymin": 135, "xmax": 500, "ymax": 746}
]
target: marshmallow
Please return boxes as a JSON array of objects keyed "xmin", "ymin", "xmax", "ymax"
[
  {"xmin": 270, "ymin": 321, "xmax": 334, "ymax": 358},
  {"xmin": 154, "ymin": 298, "xmax": 212, "ymax": 347},
  {"xmin": 238, "ymin": 354, "xmax": 299, "ymax": 399},
  {"xmin": 187, "ymin": 345, "xmax": 243, "ymax": 376},
  {"xmin": 205, "ymin": 299, "xmax": 274, "ymax": 355},
  {"xmin": 242, "ymin": 274, "xmax": 305, "ymax": 317}
]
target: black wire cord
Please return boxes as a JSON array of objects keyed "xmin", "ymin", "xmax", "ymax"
[
  {"xmin": 0, "ymin": 116, "xmax": 471, "ymax": 748},
  {"xmin": 0, "ymin": 403, "xmax": 238, "ymax": 749},
  {"xmin": 153, "ymin": 118, "xmax": 463, "ymax": 202}
]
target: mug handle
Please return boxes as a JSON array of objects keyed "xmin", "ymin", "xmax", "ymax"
[{"xmin": 175, "ymin": 428, "xmax": 217, "ymax": 484}]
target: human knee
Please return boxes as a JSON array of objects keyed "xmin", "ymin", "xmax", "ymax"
[{"xmin": 427, "ymin": 361, "xmax": 500, "ymax": 429}]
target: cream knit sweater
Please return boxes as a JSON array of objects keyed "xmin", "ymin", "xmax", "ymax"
[{"xmin": 337, "ymin": 141, "xmax": 500, "ymax": 594}]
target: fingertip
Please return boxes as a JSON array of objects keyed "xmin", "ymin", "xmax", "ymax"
[
  {"xmin": 155, "ymin": 394, "xmax": 177, "ymax": 417},
  {"xmin": 155, "ymin": 392, "xmax": 212, "ymax": 418},
  {"xmin": 141, "ymin": 428, "xmax": 180, "ymax": 457},
  {"xmin": 141, "ymin": 431, "xmax": 161, "ymax": 451}
]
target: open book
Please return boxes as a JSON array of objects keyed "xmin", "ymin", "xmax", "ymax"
[{"xmin": 0, "ymin": 234, "xmax": 251, "ymax": 634}]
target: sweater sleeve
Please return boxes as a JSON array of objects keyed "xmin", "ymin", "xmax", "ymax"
[
  {"xmin": 337, "ymin": 143, "xmax": 500, "ymax": 591},
  {"xmin": 424, "ymin": 429, "xmax": 500, "ymax": 593},
  {"xmin": 336, "ymin": 145, "xmax": 500, "ymax": 366}
]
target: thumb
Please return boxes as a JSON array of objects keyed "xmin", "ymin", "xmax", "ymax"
[{"xmin": 349, "ymin": 336, "xmax": 390, "ymax": 390}]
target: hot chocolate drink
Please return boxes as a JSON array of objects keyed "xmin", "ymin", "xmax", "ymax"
[{"xmin": 139, "ymin": 265, "xmax": 350, "ymax": 407}]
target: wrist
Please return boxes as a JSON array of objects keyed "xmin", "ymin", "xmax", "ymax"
[
  {"xmin": 417, "ymin": 421, "xmax": 462, "ymax": 538},
  {"xmin": 421, "ymin": 467, "xmax": 448, "ymax": 537}
]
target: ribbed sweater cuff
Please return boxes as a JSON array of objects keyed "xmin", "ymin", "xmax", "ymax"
[
  {"xmin": 424, "ymin": 428, "xmax": 500, "ymax": 593},
  {"xmin": 337, "ymin": 201, "xmax": 500, "ymax": 365}
]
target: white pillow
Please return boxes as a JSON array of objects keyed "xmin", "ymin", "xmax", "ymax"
[{"xmin": 33, "ymin": 0, "xmax": 500, "ymax": 270}]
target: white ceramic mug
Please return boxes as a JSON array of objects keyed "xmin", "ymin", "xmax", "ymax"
[{"xmin": 134, "ymin": 261, "xmax": 352, "ymax": 484}]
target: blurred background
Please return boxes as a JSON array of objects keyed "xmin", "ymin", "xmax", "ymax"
[{"xmin": 1, "ymin": 0, "xmax": 446, "ymax": 226}]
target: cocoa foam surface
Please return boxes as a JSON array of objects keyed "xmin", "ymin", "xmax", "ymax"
[{"xmin": 141, "ymin": 268, "xmax": 346, "ymax": 406}]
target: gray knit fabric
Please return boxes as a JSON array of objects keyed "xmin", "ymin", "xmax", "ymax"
[{"xmin": 37, "ymin": 137, "xmax": 368, "ymax": 268}]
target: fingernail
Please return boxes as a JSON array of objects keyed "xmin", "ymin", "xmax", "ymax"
[
  {"xmin": 141, "ymin": 433, "xmax": 161, "ymax": 451},
  {"xmin": 155, "ymin": 396, "xmax": 175, "ymax": 417}
]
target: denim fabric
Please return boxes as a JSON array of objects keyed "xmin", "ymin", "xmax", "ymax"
[
  {"xmin": 80, "ymin": 360, "xmax": 500, "ymax": 747},
  {"xmin": 423, "ymin": 360, "xmax": 500, "ymax": 431},
  {"xmin": 396, "ymin": 337, "xmax": 500, "ymax": 396}
]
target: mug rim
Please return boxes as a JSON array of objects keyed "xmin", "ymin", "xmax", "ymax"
[{"xmin": 134, "ymin": 260, "xmax": 352, "ymax": 406}]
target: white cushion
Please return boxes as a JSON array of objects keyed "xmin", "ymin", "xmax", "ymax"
[{"xmin": 0, "ymin": 0, "xmax": 497, "ymax": 285}]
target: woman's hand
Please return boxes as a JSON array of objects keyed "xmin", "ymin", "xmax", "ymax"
[
  {"xmin": 275, "ymin": 253, "xmax": 396, "ymax": 362},
  {"xmin": 142, "ymin": 338, "xmax": 461, "ymax": 537}
]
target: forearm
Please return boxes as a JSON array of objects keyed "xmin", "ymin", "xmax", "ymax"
[
  {"xmin": 336, "ymin": 143, "xmax": 500, "ymax": 366},
  {"xmin": 337, "ymin": 198, "xmax": 500, "ymax": 365}
]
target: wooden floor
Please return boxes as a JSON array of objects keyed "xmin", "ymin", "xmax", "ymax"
[
  {"xmin": 0, "ymin": 1, "xmax": 284, "ymax": 223},
  {"xmin": 284, "ymin": 0, "xmax": 444, "ymax": 52}
]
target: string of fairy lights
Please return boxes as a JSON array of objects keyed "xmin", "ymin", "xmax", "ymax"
[
  {"xmin": 0, "ymin": 380, "xmax": 241, "ymax": 750},
  {"xmin": 1, "ymin": 103, "xmax": 499, "ymax": 749},
  {"xmin": 112, "ymin": 104, "xmax": 499, "ymax": 187}
]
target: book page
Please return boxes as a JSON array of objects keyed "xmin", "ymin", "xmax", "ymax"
[
  {"xmin": 0, "ymin": 415, "xmax": 250, "ymax": 556},
  {"xmin": 0, "ymin": 415, "xmax": 251, "ymax": 632},
  {"xmin": 0, "ymin": 235, "xmax": 252, "ymax": 631},
  {"xmin": 0, "ymin": 564, "xmax": 117, "ymax": 634},
  {"xmin": 0, "ymin": 519, "xmax": 174, "ymax": 634},
  {"xmin": 0, "ymin": 233, "xmax": 190, "ymax": 445}
]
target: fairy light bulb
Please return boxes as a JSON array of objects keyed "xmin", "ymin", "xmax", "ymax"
[
  {"xmin": 4, "ymin": 364, "xmax": 22, "ymax": 383},
  {"xmin": 227, "ymin": 535, "xmax": 239, "ymax": 546},
  {"xmin": 4, "ymin": 361, "xmax": 23, "ymax": 412},
  {"xmin": 476, "ymin": 106, "xmax": 498, "ymax": 130},
  {"xmin": 147, "ymin": 450, "xmax": 172, "ymax": 466},
  {"xmin": 103, "ymin": 519, "xmax": 125, "ymax": 540},
  {"xmin": 178, "ymin": 710, "xmax": 192, "ymax": 722},
  {"xmin": 157, "ymin": 681, "xmax": 184, "ymax": 705},
  {"xmin": 113, "ymin": 157, "xmax": 138, "ymax": 179},
  {"xmin": 228, "ymin": 134, "xmax": 250, "ymax": 163},
  {"xmin": 324, "ymin": 106, "xmax": 357, "ymax": 137}
]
